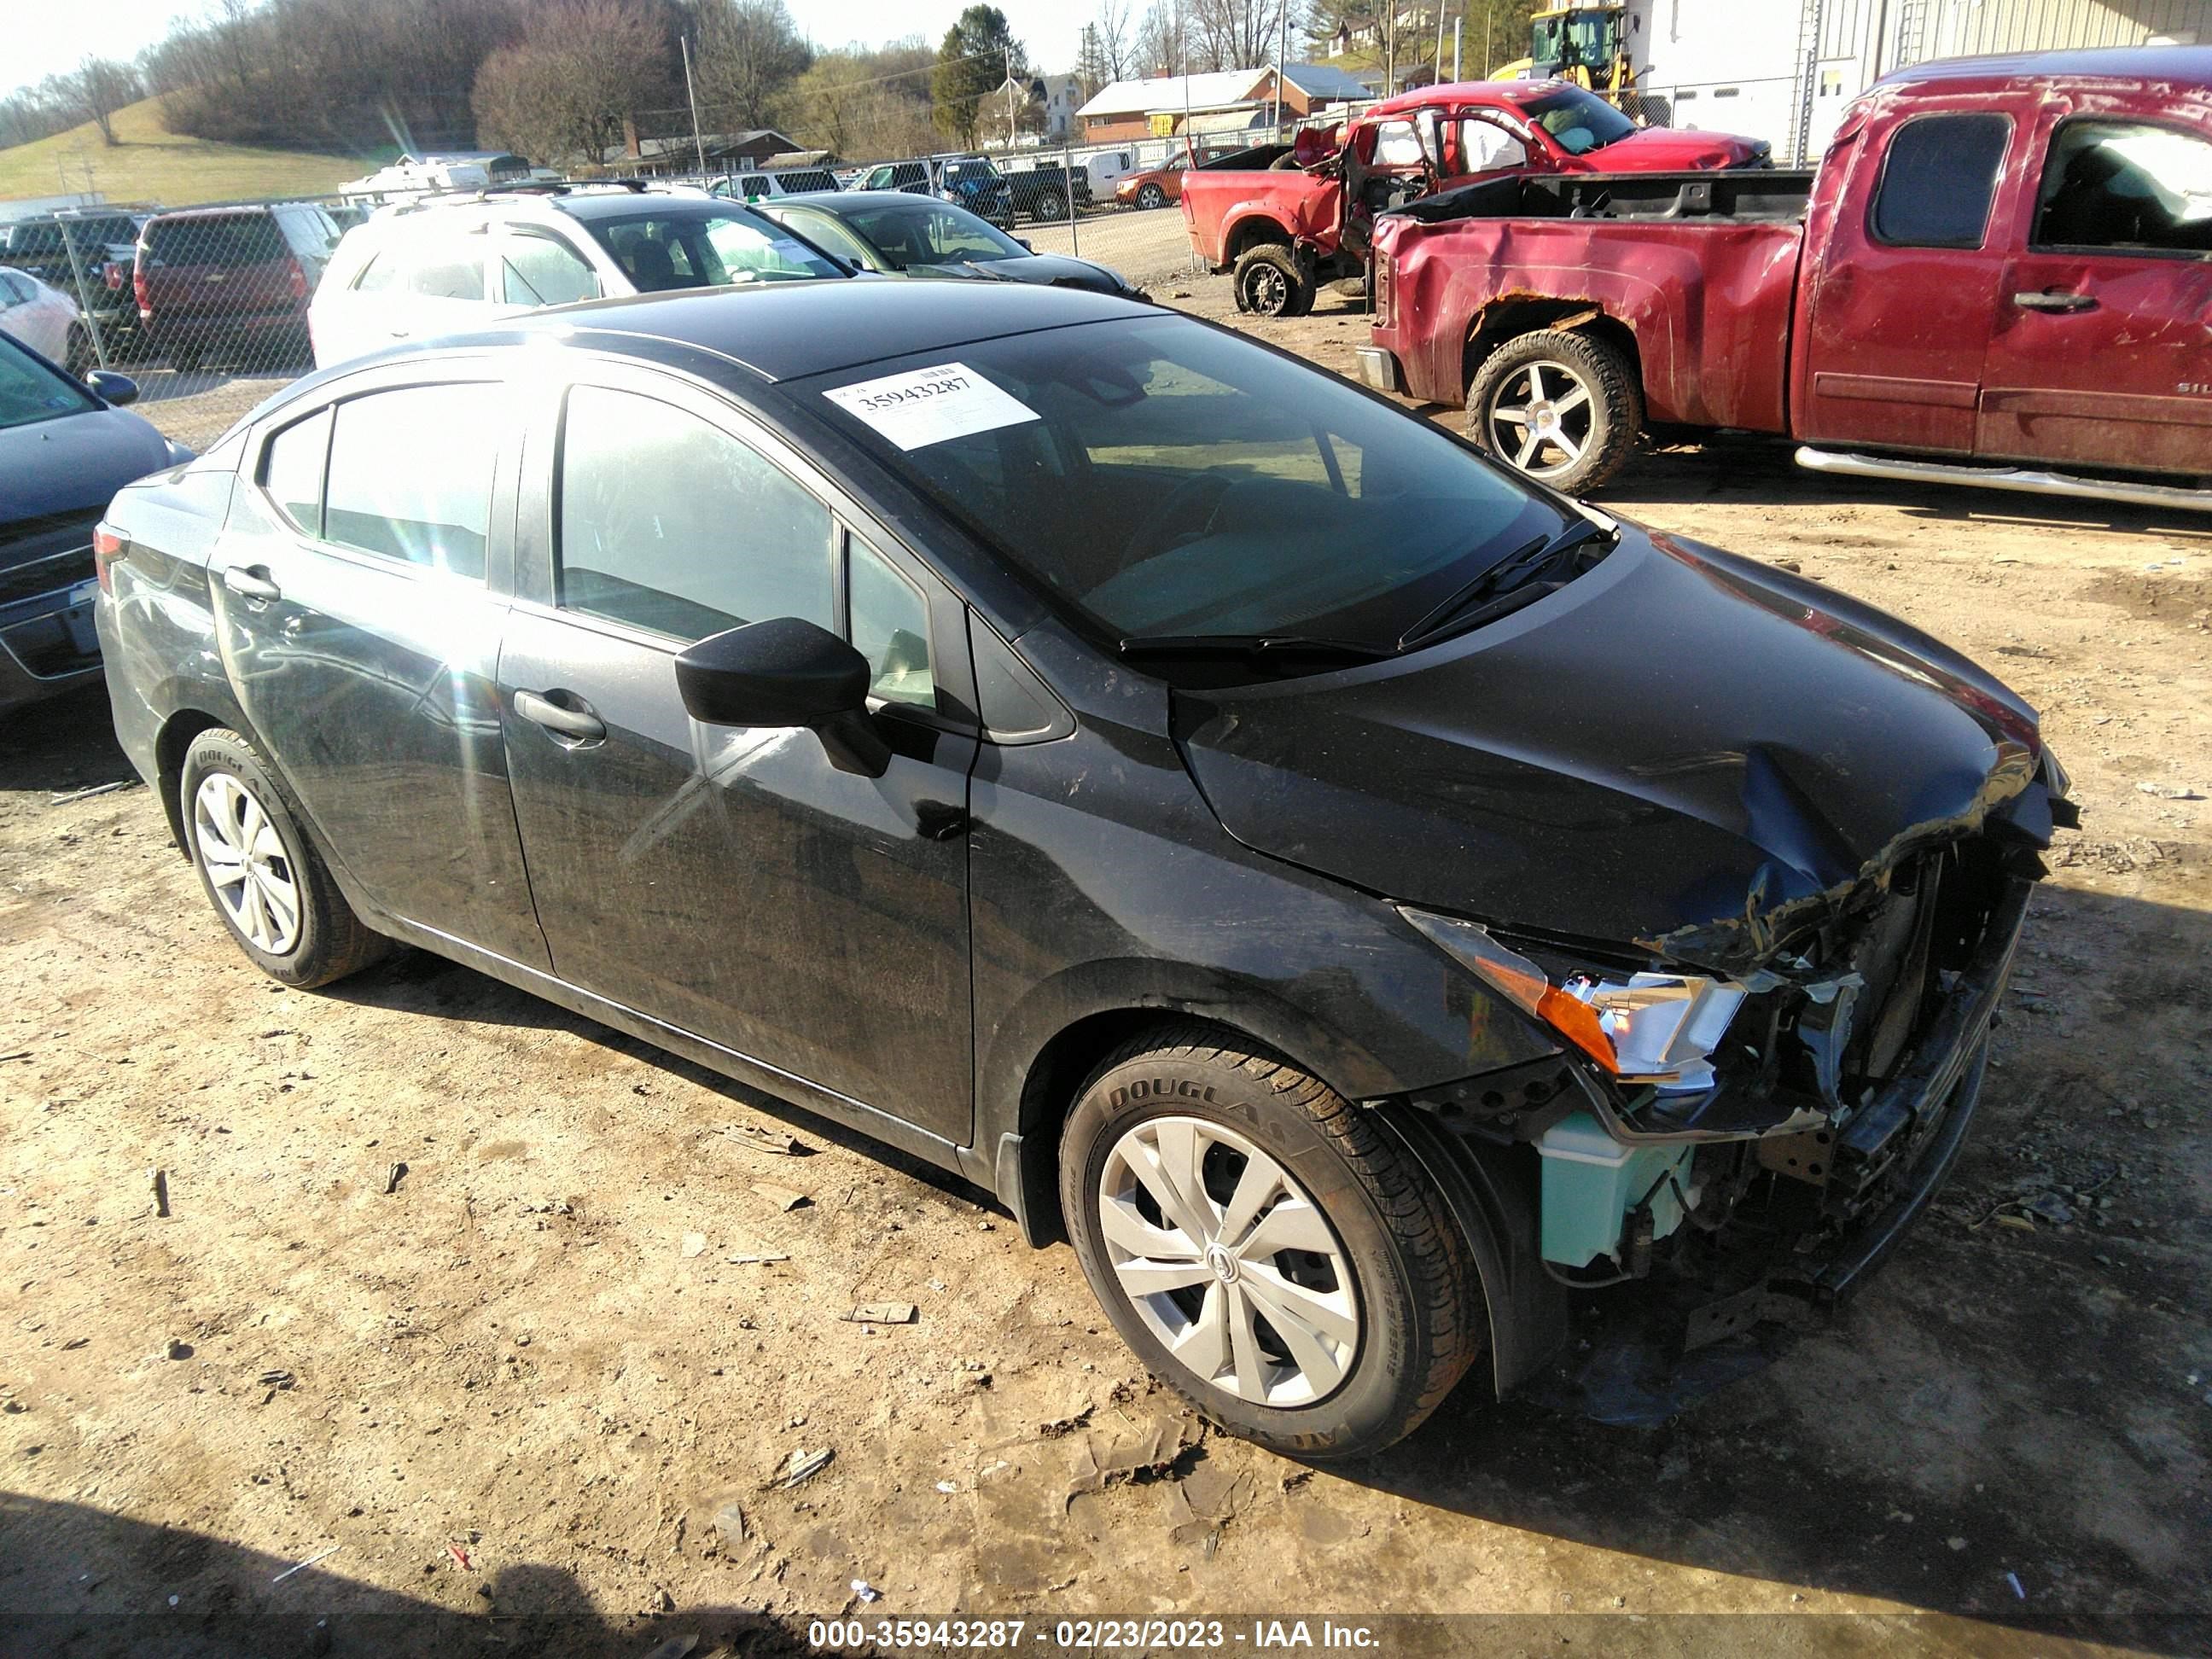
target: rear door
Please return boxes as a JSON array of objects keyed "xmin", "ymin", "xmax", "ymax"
[
  {"xmin": 1798, "ymin": 108, "xmax": 2017, "ymax": 454},
  {"xmin": 1977, "ymin": 112, "xmax": 2212, "ymax": 474},
  {"xmin": 496, "ymin": 364, "xmax": 979, "ymax": 1141},
  {"xmin": 214, "ymin": 373, "xmax": 549, "ymax": 967}
]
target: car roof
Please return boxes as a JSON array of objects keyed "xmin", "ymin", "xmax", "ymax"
[
  {"xmin": 1368, "ymin": 78, "xmax": 1579, "ymax": 117},
  {"xmin": 1871, "ymin": 43, "xmax": 2212, "ymax": 95},
  {"xmin": 772, "ymin": 191, "xmax": 975, "ymax": 212},
  {"xmin": 316, "ymin": 281, "xmax": 1144, "ymax": 392}
]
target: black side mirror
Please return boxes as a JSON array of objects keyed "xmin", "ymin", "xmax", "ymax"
[
  {"xmin": 86, "ymin": 370, "xmax": 137, "ymax": 406},
  {"xmin": 674, "ymin": 616, "xmax": 891, "ymax": 778}
]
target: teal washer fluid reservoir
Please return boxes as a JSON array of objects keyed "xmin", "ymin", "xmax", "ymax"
[{"xmin": 1537, "ymin": 1110, "xmax": 1696, "ymax": 1267}]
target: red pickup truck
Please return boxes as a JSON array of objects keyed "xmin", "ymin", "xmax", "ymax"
[
  {"xmin": 1358, "ymin": 47, "xmax": 2212, "ymax": 506},
  {"xmin": 1183, "ymin": 79, "xmax": 1768, "ymax": 317}
]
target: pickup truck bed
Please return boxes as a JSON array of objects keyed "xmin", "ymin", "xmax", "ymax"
[{"xmin": 1375, "ymin": 171, "xmax": 1814, "ymax": 434}]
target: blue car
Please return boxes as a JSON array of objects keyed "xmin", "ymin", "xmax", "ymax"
[{"xmin": 0, "ymin": 335, "xmax": 188, "ymax": 718}]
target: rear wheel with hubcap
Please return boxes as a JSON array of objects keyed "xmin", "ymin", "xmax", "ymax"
[
  {"xmin": 181, "ymin": 728, "xmax": 389, "ymax": 988},
  {"xmin": 1136, "ymin": 183, "xmax": 1166, "ymax": 210},
  {"xmin": 1466, "ymin": 328, "xmax": 1641, "ymax": 494},
  {"xmin": 1232, "ymin": 244, "xmax": 1313, "ymax": 318},
  {"xmin": 1061, "ymin": 1022, "xmax": 1485, "ymax": 1459}
]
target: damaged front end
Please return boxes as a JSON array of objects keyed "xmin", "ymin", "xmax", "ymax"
[{"xmin": 1395, "ymin": 765, "xmax": 2070, "ymax": 1379}]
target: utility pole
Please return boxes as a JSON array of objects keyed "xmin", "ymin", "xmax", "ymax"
[
  {"xmin": 1454, "ymin": 18, "xmax": 1463, "ymax": 81},
  {"xmin": 679, "ymin": 34, "xmax": 707, "ymax": 176},
  {"xmin": 1006, "ymin": 46, "xmax": 1016, "ymax": 148},
  {"xmin": 1275, "ymin": 2, "xmax": 1289, "ymax": 133}
]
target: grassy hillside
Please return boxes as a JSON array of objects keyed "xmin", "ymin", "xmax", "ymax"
[{"xmin": 0, "ymin": 96, "xmax": 364, "ymax": 209}]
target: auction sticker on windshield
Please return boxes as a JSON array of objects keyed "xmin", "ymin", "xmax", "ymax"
[{"xmin": 823, "ymin": 362, "xmax": 1039, "ymax": 451}]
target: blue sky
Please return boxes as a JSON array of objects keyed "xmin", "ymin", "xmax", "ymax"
[{"xmin": 9, "ymin": 0, "xmax": 1095, "ymax": 103}]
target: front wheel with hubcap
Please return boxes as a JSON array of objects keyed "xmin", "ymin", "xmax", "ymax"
[
  {"xmin": 1061, "ymin": 1022, "xmax": 1485, "ymax": 1459},
  {"xmin": 181, "ymin": 728, "xmax": 389, "ymax": 988},
  {"xmin": 1466, "ymin": 328, "xmax": 1641, "ymax": 494},
  {"xmin": 1136, "ymin": 183, "xmax": 1166, "ymax": 210}
]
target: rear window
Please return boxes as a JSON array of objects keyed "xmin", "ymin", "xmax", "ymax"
[
  {"xmin": 772, "ymin": 170, "xmax": 839, "ymax": 193},
  {"xmin": 1873, "ymin": 113, "xmax": 2011, "ymax": 249},
  {"xmin": 147, "ymin": 214, "xmax": 288, "ymax": 266}
]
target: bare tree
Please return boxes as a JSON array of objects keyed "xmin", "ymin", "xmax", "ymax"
[
  {"xmin": 1134, "ymin": 1, "xmax": 1185, "ymax": 77},
  {"xmin": 692, "ymin": 0, "xmax": 812, "ymax": 132},
  {"xmin": 68, "ymin": 56, "xmax": 141, "ymax": 147},
  {"xmin": 1188, "ymin": 1, "xmax": 1300, "ymax": 74},
  {"xmin": 1095, "ymin": 0, "xmax": 1133, "ymax": 80},
  {"xmin": 472, "ymin": 0, "xmax": 674, "ymax": 166}
]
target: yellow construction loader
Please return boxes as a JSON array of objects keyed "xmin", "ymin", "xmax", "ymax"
[{"xmin": 1493, "ymin": 3, "xmax": 1638, "ymax": 94}]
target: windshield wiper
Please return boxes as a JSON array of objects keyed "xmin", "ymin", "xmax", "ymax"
[
  {"xmin": 1117, "ymin": 633, "xmax": 1391, "ymax": 665},
  {"xmin": 1395, "ymin": 517, "xmax": 1618, "ymax": 653}
]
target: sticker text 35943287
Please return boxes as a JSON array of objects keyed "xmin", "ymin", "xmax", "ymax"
[{"xmin": 821, "ymin": 362, "xmax": 1040, "ymax": 451}]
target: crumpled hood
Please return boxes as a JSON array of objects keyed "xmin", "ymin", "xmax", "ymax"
[
  {"xmin": 0, "ymin": 405, "xmax": 177, "ymax": 531},
  {"xmin": 1583, "ymin": 125, "xmax": 1771, "ymax": 172},
  {"xmin": 1173, "ymin": 528, "xmax": 2047, "ymax": 974}
]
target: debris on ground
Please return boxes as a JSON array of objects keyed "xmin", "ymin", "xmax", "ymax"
[
  {"xmin": 49, "ymin": 780, "xmax": 135, "ymax": 806},
  {"xmin": 164, "ymin": 1339, "xmax": 190, "ymax": 1360},
  {"xmin": 750, "ymin": 1182, "xmax": 810, "ymax": 1212},
  {"xmin": 841, "ymin": 1302, "xmax": 915, "ymax": 1325},
  {"xmin": 271, "ymin": 1545, "xmax": 341, "ymax": 1584},
  {"xmin": 711, "ymin": 1500, "xmax": 747, "ymax": 1545},
  {"xmin": 383, "ymin": 1162, "xmax": 406, "ymax": 1195},
  {"xmin": 639, "ymin": 1636, "xmax": 698, "ymax": 1659},
  {"xmin": 680, "ymin": 1232, "xmax": 707, "ymax": 1258},
  {"xmin": 765, "ymin": 1447, "xmax": 833, "ymax": 1490},
  {"xmin": 2135, "ymin": 782, "xmax": 2203, "ymax": 800},
  {"xmin": 149, "ymin": 1167, "xmax": 169, "ymax": 1218},
  {"xmin": 724, "ymin": 1253, "xmax": 789, "ymax": 1265},
  {"xmin": 720, "ymin": 1123, "xmax": 806, "ymax": 1155},
  {"xmin": 446, "ymin": 1543, "xmax": 472, "ymax": 1570},
  {"xmin": 851, "ymin": 1579, "xmax": 880, "ymax": 1603}
]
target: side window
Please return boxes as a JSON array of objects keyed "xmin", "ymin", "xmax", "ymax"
[
  {"xmin": 785, "ymin": 212, "xmax": 872, "ymax": 265},
  {"xmin": 898, "ymin": 165, "xmax": 927, "ymax": 189},
  {"xmin": 2034, "ymin": 119, "xmax": 2212, "ymax": 254},
  {"xmin": 1460, "ymin": 118, "xmax": 1529, "ymax": 174},
  {"xmin": 742, "ymin": 175, "xmax": 771, "ymax": 199},
  {"xmin": 557, "ymin": 385, "xmax": 834, "ymax": 642},
  {"xmin": 1871, "ymin": 113, "xmax": 2011, "ymax": 249},
  {"xmin": 847, "ymin": 533, "xmax": 934, "ymax": 709},
  {"xmin": 324, "ymin": 385, "xmax": 495, "ymax": 578},
  {"xmin": 408, "ymin": 236, "xmax": 487, "ymax": 301},
  {"xmin": 500, "ymin": 234, "xmax": 601, "ymax": 306},
  {"xmin": 353, "ymin": 251, "xmax": 401, "ymax": 294},
  {"xmin": 864, "ymin": 166, "xmax": 894, "ymax": 189},
  {"xmin": 260, "ymin": 407, "xmax": 331, "ymax": 535}
]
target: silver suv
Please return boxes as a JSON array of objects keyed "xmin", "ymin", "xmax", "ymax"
[{"xmin": 307, "ymin": 184, "xmax": 847, "ymax": 369}]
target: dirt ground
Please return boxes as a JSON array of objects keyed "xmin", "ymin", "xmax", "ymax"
[{"xmin": 2, "ymin": 275, "xmax": 2208, "ymax": 1658}]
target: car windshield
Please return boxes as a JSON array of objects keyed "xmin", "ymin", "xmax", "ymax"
[
  {"xmin": 839, "ymin": 201, "xmax": 1027, "ymax": 269},
  {"xmin": 0, "ymin": 334, "xmax": 98, "ymax": 430},
  {"xmin": 1523, "ymin": 88, "xmax": 1639, "ymax": 155},
  {"xmin": 582, "ymin": 207, "xmax": 843, "ymax": 288},
  {"xmin": 803, "ymin": 317, "xmax": 1563, "ymax": 663}
]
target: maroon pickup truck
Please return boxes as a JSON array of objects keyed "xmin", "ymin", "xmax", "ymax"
[{"xmin": 1357, "ymin": 47, "xmax": 2212, "ymax": 507}]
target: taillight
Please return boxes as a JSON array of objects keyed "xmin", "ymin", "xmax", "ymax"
[
  {"xmin": 287, "ymin": 258, "xmax": 308, "ymax": 301},
  {"xmin": 132, "ymin": 265, "xmax": 150, "ymax": 315},
  {"xmin": 103, "ymin": 260, "xmax": 124, "ymax": 291},
  {"xmin": 93, "ymin": 526, "xmax": 125, "ymax": 594}
]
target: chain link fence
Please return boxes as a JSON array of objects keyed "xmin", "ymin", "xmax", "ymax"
[{"xmin": 2, "ymin": 195, "xmax": 358, "ymax": 450}]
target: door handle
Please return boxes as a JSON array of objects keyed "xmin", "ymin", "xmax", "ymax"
[
  {"xmin": 222, "ymin": 564, "xmax": 281, "ymax": 603},
  {"xmin": 514, "ymin": 689, "xmax": 606, "ymax": 742},
  {"xmin": 2012, "ymin": 290, "xmax": 2097, "ymax": 313}
]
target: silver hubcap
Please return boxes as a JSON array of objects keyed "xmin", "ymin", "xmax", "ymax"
[
  {"xmin": 1487, "ymin": 358, "xmax": 1594, "ymax": 477},
  {"xmin": 1098, "ymin": 1115, "xmax": 1359, "ymax": 1406},
  {"xmin": 194, "ymin": 771, "xmax": 301, "ymax": 956}
]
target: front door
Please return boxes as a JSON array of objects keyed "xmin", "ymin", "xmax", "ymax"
[
  {"xmin": 1799, "ymin": 108, "xmax": 2017, "ymax": 454},
  {"xmin": 1978, "ymin": 113, "xmax": 2212, "ymax": 475},
  {"xmin": 214, "ymin": 379, "xmax": 549, "ymax": 968},
  {"xmin": 497, "ymin": 369, "xmax": 979, "ymax": 1141}
]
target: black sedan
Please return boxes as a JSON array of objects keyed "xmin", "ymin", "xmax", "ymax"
[
  {"xmin": 1, "ymin": 335, "xmax": 185, "ymax": 718},
  {"xmin": 759, "ymin": 191, "xmax": 1140, "ymax": 298},
  {"xmin": 96, "ymin": 282, "xmax": 2067, "ymax": 1458}
]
